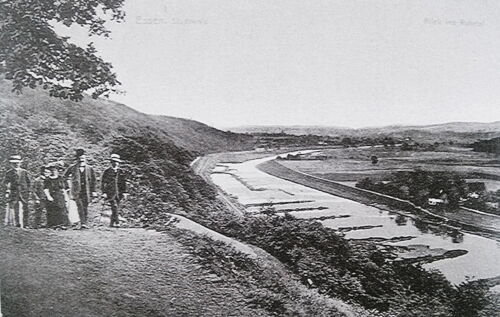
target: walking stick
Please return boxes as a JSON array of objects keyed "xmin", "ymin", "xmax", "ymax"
[
  {"xmin": 18, "ymin": 201, "xmax": 23, "ymax": 229},
  {"xmin": 0, "ymin": 279, "xmax": 3, "ymax": 317},
  {"xmin": 3, "ymin": 205, "xmax": 9, "ymax": 226}
]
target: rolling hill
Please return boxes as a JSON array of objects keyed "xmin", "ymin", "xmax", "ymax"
[
  {"xmin": 229, "ymin": 121, "xmax": 500, "ymax": 144},
  {"xmin": 0, "ymin": 78, "xmax": 253, "ymax": 156}
]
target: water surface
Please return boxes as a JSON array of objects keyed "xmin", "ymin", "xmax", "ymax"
[{"xmin": 211, "ymin": 154, "xmax": 500, "ymax": 285}]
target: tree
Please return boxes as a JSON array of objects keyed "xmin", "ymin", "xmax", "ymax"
[
  {"xmin": 452, "ymin": 279, "xmax": 491, "ymax": 317},
  {"xmin": 0, "ymin": 0, "xmax": 125, "ymax": 101},
  {"xmin": 401, "ymin": 142, "xmax": 412, "ymax": 151},
  {"xmin": 471, "ymin": 137, "xmax": 500, "ymax": 154},
  {"xmin": 356, "ymin": 178, "xmax": 374, "ymax": 190},
  {"xmin": 382, "ymin": 137, "xmax": 395, "ymax": 148},
  {"xmin": 341, "ymin": 137, "xmax": 352, "ymax": 147}
]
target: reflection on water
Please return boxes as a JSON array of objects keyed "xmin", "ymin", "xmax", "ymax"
[{"xmin": 211, "ymin": 155, "xmax": 500, "ymax": 285}]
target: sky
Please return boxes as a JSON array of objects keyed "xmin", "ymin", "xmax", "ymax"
[{"xmin": 60, "ymin": 0, "xmax": 500, "ymax": 129}]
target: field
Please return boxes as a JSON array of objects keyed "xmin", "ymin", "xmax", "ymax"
[
  {"xmin": 277, "ymin": 145, "xmax": 500, "ymax": 232},
  {"xmin": 279, "ymin": 146, "xmax": 500, "ymax": 183}
]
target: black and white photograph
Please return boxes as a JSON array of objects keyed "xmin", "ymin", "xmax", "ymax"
[{"xmin": 0, "ymin": 1, "xmax": 499, "ymax": 316}]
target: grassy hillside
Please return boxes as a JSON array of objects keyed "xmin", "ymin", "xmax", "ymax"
[
  {"xmin": 0, "ymin": 78, "xmax": 252, "ymax": 224},
  {"xmin": 0, "ymin": 79, "xmax": 253, "ymax": 156},
  {"xmin": 152, "ymin": 115, "xmax": 254, "ymax": 154}
]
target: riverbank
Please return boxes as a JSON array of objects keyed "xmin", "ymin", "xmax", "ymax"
[
  {"xmin": 258, "ymin": 160, "xmax": 500, "ymax": 241},
  {"xmin": 195, "ymin": 149, "xmax": 500, "ymax": 315}
]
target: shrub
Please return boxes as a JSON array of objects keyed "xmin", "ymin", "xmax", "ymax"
[{"xmin": 452, "ymin": 279, "xmax": 491, "ymax": 317}]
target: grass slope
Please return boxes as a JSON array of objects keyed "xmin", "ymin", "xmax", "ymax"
[
  {"xmin": 0, "ymin": 78, "xmax": 254, "ymax": 226},
  {"xmin": 0, "ymin": 78, "xmax": 253, "ymax": 156}
]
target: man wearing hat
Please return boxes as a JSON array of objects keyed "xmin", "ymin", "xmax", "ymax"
[
  {"xmin": 63, "ymin": 149, "xmax": 96, "ymax": 229},
  {"xmin": 101, "ymin": 154, "xmax": 128, "ymax": 228},
  {"xmin": 3, "ymin": 155, "xmax": 31, "ymax": 228}
]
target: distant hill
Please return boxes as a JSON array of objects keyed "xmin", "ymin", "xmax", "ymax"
[
  {"xmin": 0, "ymin": 78, "xmax": 251, "ymax": 225},
  {"xmin": 229, "ymin": 121, "xmax": 500, "ymax": 144},
  {"xmin": 360, "ymin": 121, "xmax": 500, "ymax": 134},
  {"xmin": 228, "ymin": 125, "xmax": 351, "ymax": 136}
]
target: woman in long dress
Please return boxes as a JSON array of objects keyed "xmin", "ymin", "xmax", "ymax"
[{"xmin": 44, "ymin": 165, "xmax": 68, "ymax": 228}]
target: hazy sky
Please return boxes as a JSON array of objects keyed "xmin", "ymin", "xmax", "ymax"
[{"xmin": 61, "ymin": 0, "xmax": 500, "ymax": 128}]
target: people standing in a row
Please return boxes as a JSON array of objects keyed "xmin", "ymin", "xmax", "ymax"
[
  {"xmin": 63, "ymin": 149, "xmax": 97, "ymax": 230},
  {"xmin": 3, "ymin": 150, "xmax": 128, "ymax": 229}
]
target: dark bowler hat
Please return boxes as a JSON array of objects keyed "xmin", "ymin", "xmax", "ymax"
[{"xmin": 75, "ymin": 148, "xmax": 85, "ymax": 158}]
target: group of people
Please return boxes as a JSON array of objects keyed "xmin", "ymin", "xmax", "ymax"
[{"xmin": 3, "ymin": 149, "xmax": 128, "ymax": 229}]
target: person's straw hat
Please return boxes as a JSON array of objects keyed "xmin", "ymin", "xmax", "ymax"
[
  {"xmin": 110, "ymin": 154, "xmax": 122, "ymax": 162},
  {"xmin": 8, "ymin": 155, "xmax": 22, "ymax": 163}
]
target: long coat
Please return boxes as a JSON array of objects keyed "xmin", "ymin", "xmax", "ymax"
[
  {"xmin": 3, "ymin": 168, "xmax": 31, "ymax": 202},
  {"xmin": 101, "ymin": 167, "xmax": 127, "ymax": 200},
  {"xmin": 63, "ymin": 164, "xmax": 96, "ymax": 201}
]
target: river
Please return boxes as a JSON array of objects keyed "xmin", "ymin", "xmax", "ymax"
[{"xmin": 211, "ymin": 151, "xmax": 500, "ymax": 286}]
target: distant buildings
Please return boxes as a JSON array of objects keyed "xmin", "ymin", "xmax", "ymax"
[
  {"xmin": 276, "ymin": 152, "xmax": 329, "ymax": 161},
  {"xmin": 428, "ymin": 198, "xmax": 446, "ymax": 206}
]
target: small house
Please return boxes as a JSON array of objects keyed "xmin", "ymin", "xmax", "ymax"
[{"xmin": 428, "ymin": 198, "xmax": 445, "ymax": 206}]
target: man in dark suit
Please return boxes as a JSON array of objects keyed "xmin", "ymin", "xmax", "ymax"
[
  {"xmin": 4, "ymin": 155, "xmax": 31, "ymax": 228},
  {"xmin": 101, "ymin": 154, "xmax": 128, "ymax": 228},
  {"xmin": 64, "ymin": 149, "xmax": 96, "ymax": 229}
]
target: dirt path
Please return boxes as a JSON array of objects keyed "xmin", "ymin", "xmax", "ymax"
[{"xmin": 0, "ymin": 226, "xmax": 270, "ymax": 317}]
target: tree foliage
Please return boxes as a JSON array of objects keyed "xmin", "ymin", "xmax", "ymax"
[
  {"xmin": 0, "ymin": 0, "xmax": 125, "ymax": 101},
  {"xmin": 356, "ymin": 170, "xmax": 469, "ymax": 211},
  {"xmin": 452, "ymin": 279, "xmax": 491, "ymax": 317},
  {"xmin": 470, "ymin": 137, "xmax": 500, "ymax": 154}
]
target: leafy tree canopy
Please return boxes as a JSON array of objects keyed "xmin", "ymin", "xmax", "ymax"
[{"xmin": 0, "ymin": 0, "xmax": 125, "ymax": 101}]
